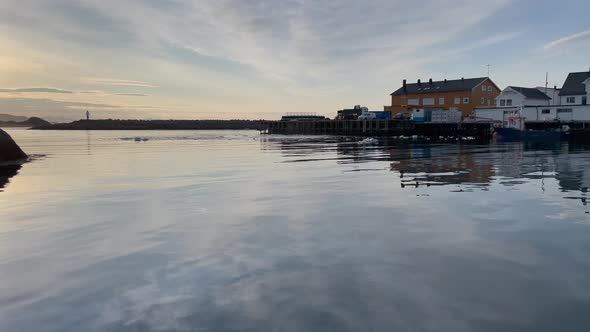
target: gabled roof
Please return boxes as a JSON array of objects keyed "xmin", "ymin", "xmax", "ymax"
[
  {"xmin": 391, "ymin": 77, "xmax": 490, "ymax": 96},
  {"xmin": 507, "ymin": 86, "xmax": 551, "ymax": 100},
  {"xmin": 559, "ymin": 71, "xmax": 590, "ymax": 96}
]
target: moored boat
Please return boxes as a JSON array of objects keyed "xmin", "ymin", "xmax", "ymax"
[{"xmin": 494, "ymin": 127, "xmax": 568, "ymax": 141}]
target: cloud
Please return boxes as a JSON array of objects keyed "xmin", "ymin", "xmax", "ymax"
[
  {"xmin": 0, "ymin": 0, "xmax": 516, "ymax": 117},
  {"xmin": 544, "ymin": 30, "xmax": 590, "ymax": 50},
  {"xmin": 115, "ymin": 93, "xmax": 150, "ymax": 97},
  {"xmin": 83, "ymin": 78, "xmax": 158, "ymax": 88},
  {"xmin": 0, "ymin": 87, "xmax": 73, "ymax": 94}
]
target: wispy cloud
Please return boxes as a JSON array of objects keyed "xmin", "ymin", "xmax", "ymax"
[
  {"xmin": 0, "ymin": 87, "xmax": 73, "ymax": 94},
  {"xmin": 544, "ymin": 30, "xmax": 590, "ymax": 50},
  {"xmin": 83, "ymin": 78, "xmax": 158, "ymax": 88},
  {"xmin": 114, "ymin": 93, "xmax": 150, "ymax": 97}
]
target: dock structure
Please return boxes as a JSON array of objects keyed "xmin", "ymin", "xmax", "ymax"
[{"xmin": 263, "ymin": 120, "xmax": 494, "ymax": 140}]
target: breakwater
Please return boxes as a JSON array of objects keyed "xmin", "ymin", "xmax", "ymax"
[
  {"xmin": 263, "ymin": 120, "xmax": 494, "ymax": 140},
  {"xmin": 33, "ymin": 119, "xmax": 265, "ymax": 130}
]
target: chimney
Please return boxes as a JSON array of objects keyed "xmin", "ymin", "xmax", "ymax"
[
  {"xmin": 429, "ymin": 78, "xmax": 433, "ymax": 85},
  {"xmin": 403, "ymin": 79, "xmax": 407, "ymax": 92},
  {"xmin": 461, "ymin": 77, "xmax": 464, "ymax": 81},
  {"xmin": 417, "ymin": 79, "xmax": 421, "ymax": 86},
  {"xmin": 444, "ymin": 79, "xmax": 447, "ymax": 83},
  {"xmin": 554, "ymin": 85, "xmax": 557, "ymax": 90}
]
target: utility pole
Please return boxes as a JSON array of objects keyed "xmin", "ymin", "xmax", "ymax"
[{"xmin": 545, "ymin": 72, "xmax": 549, "ymax": 106}]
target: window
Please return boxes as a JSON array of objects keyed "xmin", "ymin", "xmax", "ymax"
[
  {"xmin": 487, "ymin": 86, "xmax": 492, "ymax": 92},
  {"xmin": 454, "ymin": 97, "xmax": 461, "ymax": 105},
  {"xmin": 506, "ymin": 99, "xmax": 512, "ymax": 106},
  {"xmin": 566, "ymin": 97, "xmax": 576, "ymax": 104},
  {"xmin": 439, "ymin": 97, "xmax": 445, "ymax": 105},
  {"xmin": 408, "ymin": 98, "xmax": 419, "ymax": 106},
  {"xmin": 482, "ymin": 85, "xmax": 487, "ymax": 91},
  {"xmin": 487, "ymin": 99, "xmax": 491, "ymax": 106},
  {"xmin": 542, "ymin": 109, "xmax": 550, "ymax": 114},
  {"xmin": 558, "ymin": 108, "xmax": 573, "ymax": 113},
  {"xmin": 500, "ymin": 100, "xmax": 506, "ymax": 106},
  {"xmin": 463, "ymin": 97, "xmax": 470, "ymax": 104},
  {"xmin": 481, "ymin": 97, "xmax": 485, "ymax": 105},
  {"xmin": 422, "ymin": 98, "xmax": 435, "ymax": 106}
]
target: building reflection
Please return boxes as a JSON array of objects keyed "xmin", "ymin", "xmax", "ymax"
[
  {"xmin": 262, "ymin": 136, "xmax": 590, "ymax": 205},
  {"xmin": 387, "ymin": 145, "xmax": 496, "ymax": 189}
]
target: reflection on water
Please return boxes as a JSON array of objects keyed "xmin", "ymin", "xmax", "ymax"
[{"xmin": 2, "ymin": 130, "xmax": 590, "ymax": 332}]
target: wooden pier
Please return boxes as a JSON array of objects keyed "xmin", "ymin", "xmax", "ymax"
[{"xmin": 263, "ymin": 120, "xmax": 494, "ymax": 140}]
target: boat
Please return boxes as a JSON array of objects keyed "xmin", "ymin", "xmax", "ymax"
[
  {"xmin": 494, "ymin": 115, "xmax": 569, "ymax": 141},
  {"xmin": 495, "ymin": 127, "xmax": 568, "ymax": 141}
]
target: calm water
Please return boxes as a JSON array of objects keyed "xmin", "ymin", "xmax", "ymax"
[{"xmin": 1, "ymin": 129, "xmax": 590, "ymax": 331}]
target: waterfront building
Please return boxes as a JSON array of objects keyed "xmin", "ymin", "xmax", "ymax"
[
  {"xmin": 385, "ymin": 77, "xmax": 501, "ymax": 118},
  {"xmin": 495, "ymin": 86, "xmax": 552, "ymax": 107},
  {"xmin": 559, "ymin": 71, "xmax": 590, "ymax": 106},
  {"xmin": 473, "ymin": 70, "xmax": 590, "ymax": 123}
]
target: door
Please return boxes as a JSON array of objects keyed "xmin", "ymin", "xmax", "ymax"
[{"xmin": 557, "ymin": 108, "xmax": 573, "ymax": 121}]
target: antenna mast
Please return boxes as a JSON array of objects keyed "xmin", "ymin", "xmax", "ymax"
[{"xmin": 545, "ymin": 72, "xmax": 549, "ymax": 106}]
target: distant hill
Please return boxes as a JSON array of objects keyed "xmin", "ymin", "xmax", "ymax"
[
  {"xmin": 32, "ymin": 119, "xmax": 265, "ymax": 130},
  {"xmin": 0, "ymin": 117, "xmax": 51, "ymax": 128},
  {"xmin": 0, "ymin": 113, "xmax": 28, "ymax": 122}
]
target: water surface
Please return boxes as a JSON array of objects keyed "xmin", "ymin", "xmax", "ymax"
[{"xmin": 1, "ymin": 129, "xmax": 590, "ymax": 331}]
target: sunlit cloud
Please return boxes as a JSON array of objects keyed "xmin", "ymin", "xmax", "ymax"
[
  {"xmin": 82, "ymin": 78, "xmax": 158, "ymax": 88},
  {"xmin": 1, "ymin": 0, "xmax": 589, "ymax": 120},
  {"xmin": 0, "ymin": 87, "xmax": 73, "ymax": 94},
  {"xmin": 114, "ymin": 93, "xmax": 150, "ymax": 97},
  {"xmin": 544, "ymin": 30, "xmax": 590, "ymax": 50}
]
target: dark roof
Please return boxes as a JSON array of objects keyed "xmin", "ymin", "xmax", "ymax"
[
  {"xmin": 559, "ymin": 71, "xmax": 590, "ymax": 96},
  {"xmin": 508, "ymin": 86, "xmax": 551, "ymax": 100},
  {"xmin": 391, "ymin": 77, "xmax": 490, "ymax": 96}
]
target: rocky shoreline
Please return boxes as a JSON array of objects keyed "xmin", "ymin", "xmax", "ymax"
[{"xmin": 0, "ymin": 128, "xmax": 27, "ymax": 164}]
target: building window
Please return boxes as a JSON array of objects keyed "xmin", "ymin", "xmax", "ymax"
[
  {"xmin": 481, "ymin": 97, "xmax": 485, "ymax": 105},
  {"xmin": 482, "ymin": 85, "xmax": 486, "ymax": 91},
  {"xmin": 487, "ymin": 99, "xmax": 491, "ymax": 106},
  {"xmin": 487, "ymin": 86, "xmax": 492, "ymax": 92},
  {"xmin": 500, "ymin": 99, "xmax": 506, "ymax": 106},
  {"xmin": 408, "ymin": 98, "xmax": 419, "ymax": 106},
  {"xmin": 454, "ymin": 97, "xmax": 461, "ymax": 105},
  {"xmin": 566, "ymin": 97, "xmax": 576, "ymax": 104},
  {"xmin": 439, "ymin": 97, "xmax": 445, "ymax": 105},
  {"xmin": 506, "ymin": 99, "xmax": 512, "ymax": 106},
  {"xmin": 542, "ymin": 109, "xmax": 550, "ymax": 114},
  {"xmin": 423, "ymin": 98, "xmax": 435, "ymax": 106},
  {"xmin": 463, "ymin": 97, "xmax": 470, "ymax": 104},
  {"xmin": 557, "ymin": 108, "xmax": 573, "ymax": 113}
]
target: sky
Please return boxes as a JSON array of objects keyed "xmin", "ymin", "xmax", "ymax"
[{"xmin": 0, "ymin": 0, "xmax": 589, "ymax": 122}]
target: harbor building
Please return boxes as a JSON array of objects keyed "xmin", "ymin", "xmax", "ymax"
[
  {"xmin": 473, "ymin": 70, "xmax": 590, "ymax": 124},
  {"xmin": 495, "ymin": 86, "xmax": 553, "ymax": 107},
  {"xmin": 385, "ymin": 77, "xmax": 501, "ymax": 118},
  {"xmin": 559, "ymin": 71, "xmax": 590, "ymax": 106}
]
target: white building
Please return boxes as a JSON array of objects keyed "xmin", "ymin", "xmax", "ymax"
[
  {"xmin": 473, "ymin": 70, "xmax": 590, "ymax": 124},
  {"xmin": 495, "ymin": 86, "xmax": 552, "ymax": 107},
  {"xmin": 559, "ymin": 71, "xmax": 590, "ymax": 106},
  {"xmin": 535, "ymin": 86, "xmax": 561, "ymax": 106}
]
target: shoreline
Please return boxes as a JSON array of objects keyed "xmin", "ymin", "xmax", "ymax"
[{"xmin": 32, "ymin": 119, "xmax": 266, "ymax": 130}]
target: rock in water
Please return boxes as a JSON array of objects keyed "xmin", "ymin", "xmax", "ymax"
[{"xmin": 0, "ymin": 129, "xmax": 27, "ymax": 162}]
